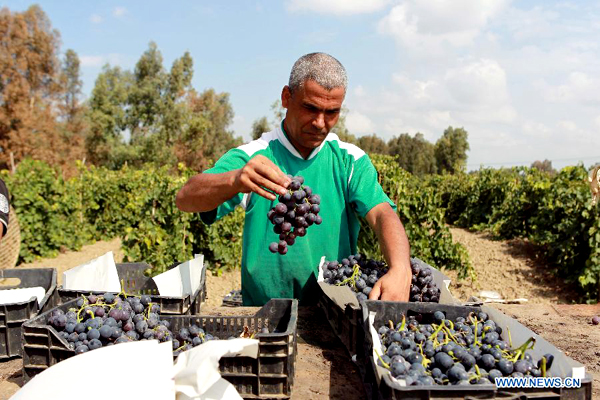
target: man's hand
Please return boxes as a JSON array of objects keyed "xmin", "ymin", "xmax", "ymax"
[
  {"xmin": 234, "ymin": 155, "xmax": 291, "ymax": 201},
  {"xmin": 369, "ymin": 265, "xmax": 411, "ymax": 301}
]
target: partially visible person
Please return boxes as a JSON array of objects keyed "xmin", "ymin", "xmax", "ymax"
[{"xmin": 0, "ymin": 178, "xmax": 9, "ymax": 242}]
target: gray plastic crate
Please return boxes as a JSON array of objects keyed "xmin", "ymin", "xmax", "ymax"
[
  {"xmin": 54, "ymin": 262, "xmax": 206, "ymax": 315},
  {"xmin": 361, "ymin": 300, "xmax": 593, "ymax": 400},
  {"xmin": 22, "ymin": 298, "xmax": 298, "ymax": 399},
  {"xmin": 317, "ymin": 257, "xmax": 457, "ymax": 359},
  {"xmin": 0, "ymin": 268, "xmax": 56, "ymax": 359}
]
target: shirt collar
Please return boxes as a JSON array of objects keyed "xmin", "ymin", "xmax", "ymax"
[{"xmin": 278, "ymin": 120, "xmax": 331, "ymax": 161}]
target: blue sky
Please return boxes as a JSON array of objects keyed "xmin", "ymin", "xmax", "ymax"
[{"xmin": 3, "ymin": 0, "xmax": 600, "ymax": 170}]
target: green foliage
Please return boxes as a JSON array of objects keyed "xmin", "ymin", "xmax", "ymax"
[
  {"xmin": 434, "ymin": 126, "xmax": 470, "ymax": 174},
  {"xmin": 388, "ymin": 133, "xmax": 437, "ymax": 176},
  {"xmin": 361, "ymin": 155, "xmax": 473, "ymax": 279},
  {"xmin": 430, "ymin": 165, "xmax": 599, "ymax": 301},
  {"xmin": 9, "ymin": 157, "xmax": 598, "ymax": 300},
  {"xmin": 357, "ymin": 134, "xmax": 388, "ymax": 155},
  {"xmin": 86, "ymin": 43, "xmax": 240, "ymax": 171},
  {"xmin": 251, "ymin": 116, "xmax": 271, "ymax": 140}
]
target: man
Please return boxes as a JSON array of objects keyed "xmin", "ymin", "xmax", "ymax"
[
  {"xmin": 0, "ymin": 178, "xmax": 9, "ymax": 242},
  {"xmin": 176, "ymin": 53, "xmax": 411, "ymax": 306}
]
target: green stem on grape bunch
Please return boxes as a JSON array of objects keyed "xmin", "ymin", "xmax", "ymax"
[
  {"xmin": 468, "ymin": 365, "xmax": 483, "ymax": 383},
  {"xmin": 374, "ymin": 349, "xmax": 390, "ymax": 369},
  {"xmin": 541, "ymin": 356, "xmax": 547, "ymax": 377},
  {"xmin": 442, "ymin": 325, "xmax": 459, "ymax": 344},
  {"xmin": 428, "ymin": 323, "xmax": 444, "ymax": 343},
  {"xmin": 335, "ymin": 264, "xmax": 362, "ymax": 289},
  {"xmin": 388, "ymin": 320, "xmax": 394, "ymax": 330},
  {"xmin": 447, "ymin": 320, "xmax": 454, "ymax": 331},
  {"xmin": 469, "ymin": 315, "xmax": 481, "ymax": 346},
  {"xmin": 398, "ymin": 314, "xmax": 406, "ymax": 332},
  {"xmin": 145, "ymin": 303, "xmax": 154, "ymax": 320},
  {"xmin": 417, "ymin": 343, "xmax": 432, "ymax": 368},
  {"xmin": 510, "ymin": 337, "xmax": 536, "ymax": 362},
  {"xmin": 507, "ymin": 326, "xmax": 513, "ymax": 348}
]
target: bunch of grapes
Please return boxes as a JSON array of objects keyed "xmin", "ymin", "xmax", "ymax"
[
  {"xmin": 409, "ymin": 259, "xmax": 441, "ymax": 303},
  {"xmin": 47, "ymin": 293, "xmax": 266, "ymax": 356},
  {"xmin": 321, "ymin": 254, "xmax": 386, "ymax": 301},
  {"xmin": 376, "ymin": 310, "xmax": 555, "ymax": 386},
  {"xmin": 321, "ymin": 255, "xmax": 441, "ymax": 303},
  {"xmin": 268, "ymin": 175, "xmax": 321, "ymax": 255}
]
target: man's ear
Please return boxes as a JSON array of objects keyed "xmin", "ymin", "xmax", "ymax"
[{"xmin": 281, "ymin": 86, "xmax": 291, "ymax": 108}]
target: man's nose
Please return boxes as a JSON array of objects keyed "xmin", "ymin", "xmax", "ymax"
[{"xmin": 312, "ymin": 112, "xmax": 325, "ymax": 130}]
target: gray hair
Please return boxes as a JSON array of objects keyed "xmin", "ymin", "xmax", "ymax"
[{"xmin": 288, "ymin": 52, "xmax": 347, "ymax": 93}]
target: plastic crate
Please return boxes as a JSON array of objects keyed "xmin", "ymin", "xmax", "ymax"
[
  {"xmin": 361, "ymin": 300, "xmax": 593, "ymax": 400},
  {"xmin": 222, "ymin": 289, "xmax": 243, "ymax": 307},
  {"xmin": 22, "ymin": 298, "xmax": 298, "ymax": 399},
  {"xmin": 317, "ymin": 257, "xmax": 458, "ymax": 359},
  {"xmin": 0, "ymin": 268, "xmax": 57, "ymax": 358},
  {"xmin": 164, "ymin": 298, "xmax": 298, "ymax": 399},
  {"xmin": 54, "ymin": 262, "xmax": 206, "ymax": 315}
]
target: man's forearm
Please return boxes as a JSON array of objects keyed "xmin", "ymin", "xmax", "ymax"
[
  {"xmin": 373, "ymin": 207, "xmax": 411, "ymax": 273},
  {"xmin": 176, "ymin": 170, "xmax": 240, "ymax": 213},
  {"xmin": 367, "ymin": 203, "xmax": 412, "ymax": 300}
]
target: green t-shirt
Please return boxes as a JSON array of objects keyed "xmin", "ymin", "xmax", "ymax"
[{"xmin": 201, "ymin": 121, "xmax": 395, "ymax": 306}]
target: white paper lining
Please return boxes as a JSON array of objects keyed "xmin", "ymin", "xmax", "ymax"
[
  {"xmin": 12, "ymin": 338, "xmax": 259, "ymax": 400},
  {"xmin": 0, "ymin": 287, "xmax": 46, "ymax": 306},
  {"xmin": 62, "ymin": 251, "xmax": 121, "ymax": 292}
]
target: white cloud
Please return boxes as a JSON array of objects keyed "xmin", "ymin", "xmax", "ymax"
[
  {"xmin": 542, "ymin": 72, "xmax": 600, "ymax": 106},
  {"xmin": 287, "ymin": 0, "xmax": 391, "ymax": 15},
  {"xmin": 90, "ymin": 14, "xmax": 103, "ymax": 24},
  {"xmin": 558, "ymin": 120, "xmax": 577, "ymax": 131},
  {"xmin": 113, "ymin": 7, "xmax": 128, "ymax": 18},
  {"xmin": 80, "ymin": 55, "xmax": 105, "ymax": 68},
  {"xmin": 444, "ymin": 59, "xmax": 509, "ymax": 105},
  {"xmin": 346, "ymin": 111, "xmax": 375, "ymax": 134},
  {"xmin": 353, "ymin": 85, "xmax": 366, "ymax": 97},
  {"xmin": 80, "ymin": 54, "xmax": 129, "ymax": 68},
  {"xmin": 378, "ymin": 0, "xmax": 509, "ymax": 54}
]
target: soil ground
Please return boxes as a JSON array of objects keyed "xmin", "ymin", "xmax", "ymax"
[
  {"xmin": 0, "ymin": 228, "xmax": 598, "ymax": 399},
  {"xmin": 444, "ymin": 227, "xmax": 579, "ymax": 304}
]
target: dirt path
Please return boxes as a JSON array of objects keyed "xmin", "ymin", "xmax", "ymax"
[{"xmin": 443, "ymin": 227, "xmax": 579, "ymax": 304}]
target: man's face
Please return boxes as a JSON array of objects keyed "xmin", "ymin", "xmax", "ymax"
[{"xmin": 281, "ymin": 79, "xmax": 345, "ymax": 158}]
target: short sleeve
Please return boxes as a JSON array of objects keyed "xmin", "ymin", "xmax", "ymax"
[
  {"xmin": 0, "ymin": 179, "xmax": 9, "ymax": 235},
  {"xmin": 199, "ymin": 149, "xmax": 249, "ymax": 225},
  {"xmin": 348, "ymin": 155, "xmax": 396, "ymax": 217}
]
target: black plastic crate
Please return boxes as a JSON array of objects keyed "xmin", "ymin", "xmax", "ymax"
[
  {"xmin": 361, "ymin": 300, "xmax": 593, "ymax": 400},
  {"xmin": 317, "ymin": 257, "xmax": 457, "ymax": 359},
  {"xmin": 164, "ymin": 298, "xmax": 298, "ymax": 399},
  {"xmin": 222, "ymin": 289, "xmax": 243, "ymax": 307},
  {"xmin": 22, "ymin": 298, "xmax": 298, "ymax": 399},
  {"xmin": 54, "ymin": 262, "xmax": 206, "ymax": 315},
  {"xmin": 0, "ymin": 268, "xmax": 56, "ymax": 359}
]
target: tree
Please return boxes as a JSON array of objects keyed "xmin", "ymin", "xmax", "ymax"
[
  {"xmin": 357, "ymin": 134, "xmax": 388, "ymax": 155},
  {"xmin": 0, "ymin": 5, "xmax": 84, "ymax": 172},
  {"xmin": 59, "ymin": 49, "xmax": 83, "ymax": 123},
  {"xmin": 270, "ymin": 100, "xmax": 285, "ymax": 127},
  {"xmin": 185, "ymin": 88, "xmax": 241, "ymax": 170},
  {"xmin": 251, "ymin": 116, "xmax": 271, "ymax": 140},
  {"xmin": 531, "ymin": 159, "xmax": 555, "ymax": 174},
  {"xmin": 434, "ymin": 126, "xmax": 470, "ymax": 174},
  {"xmin": 127, "ymin": 42, "xmax": 166, "ymax": 141},
  {"xmin": 86, "ymin": 65, "xmax": 133, "ymax": 167},
  {"xmin": 388, "ymin": 133, "xmax": 436, "ymax": 175}
]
